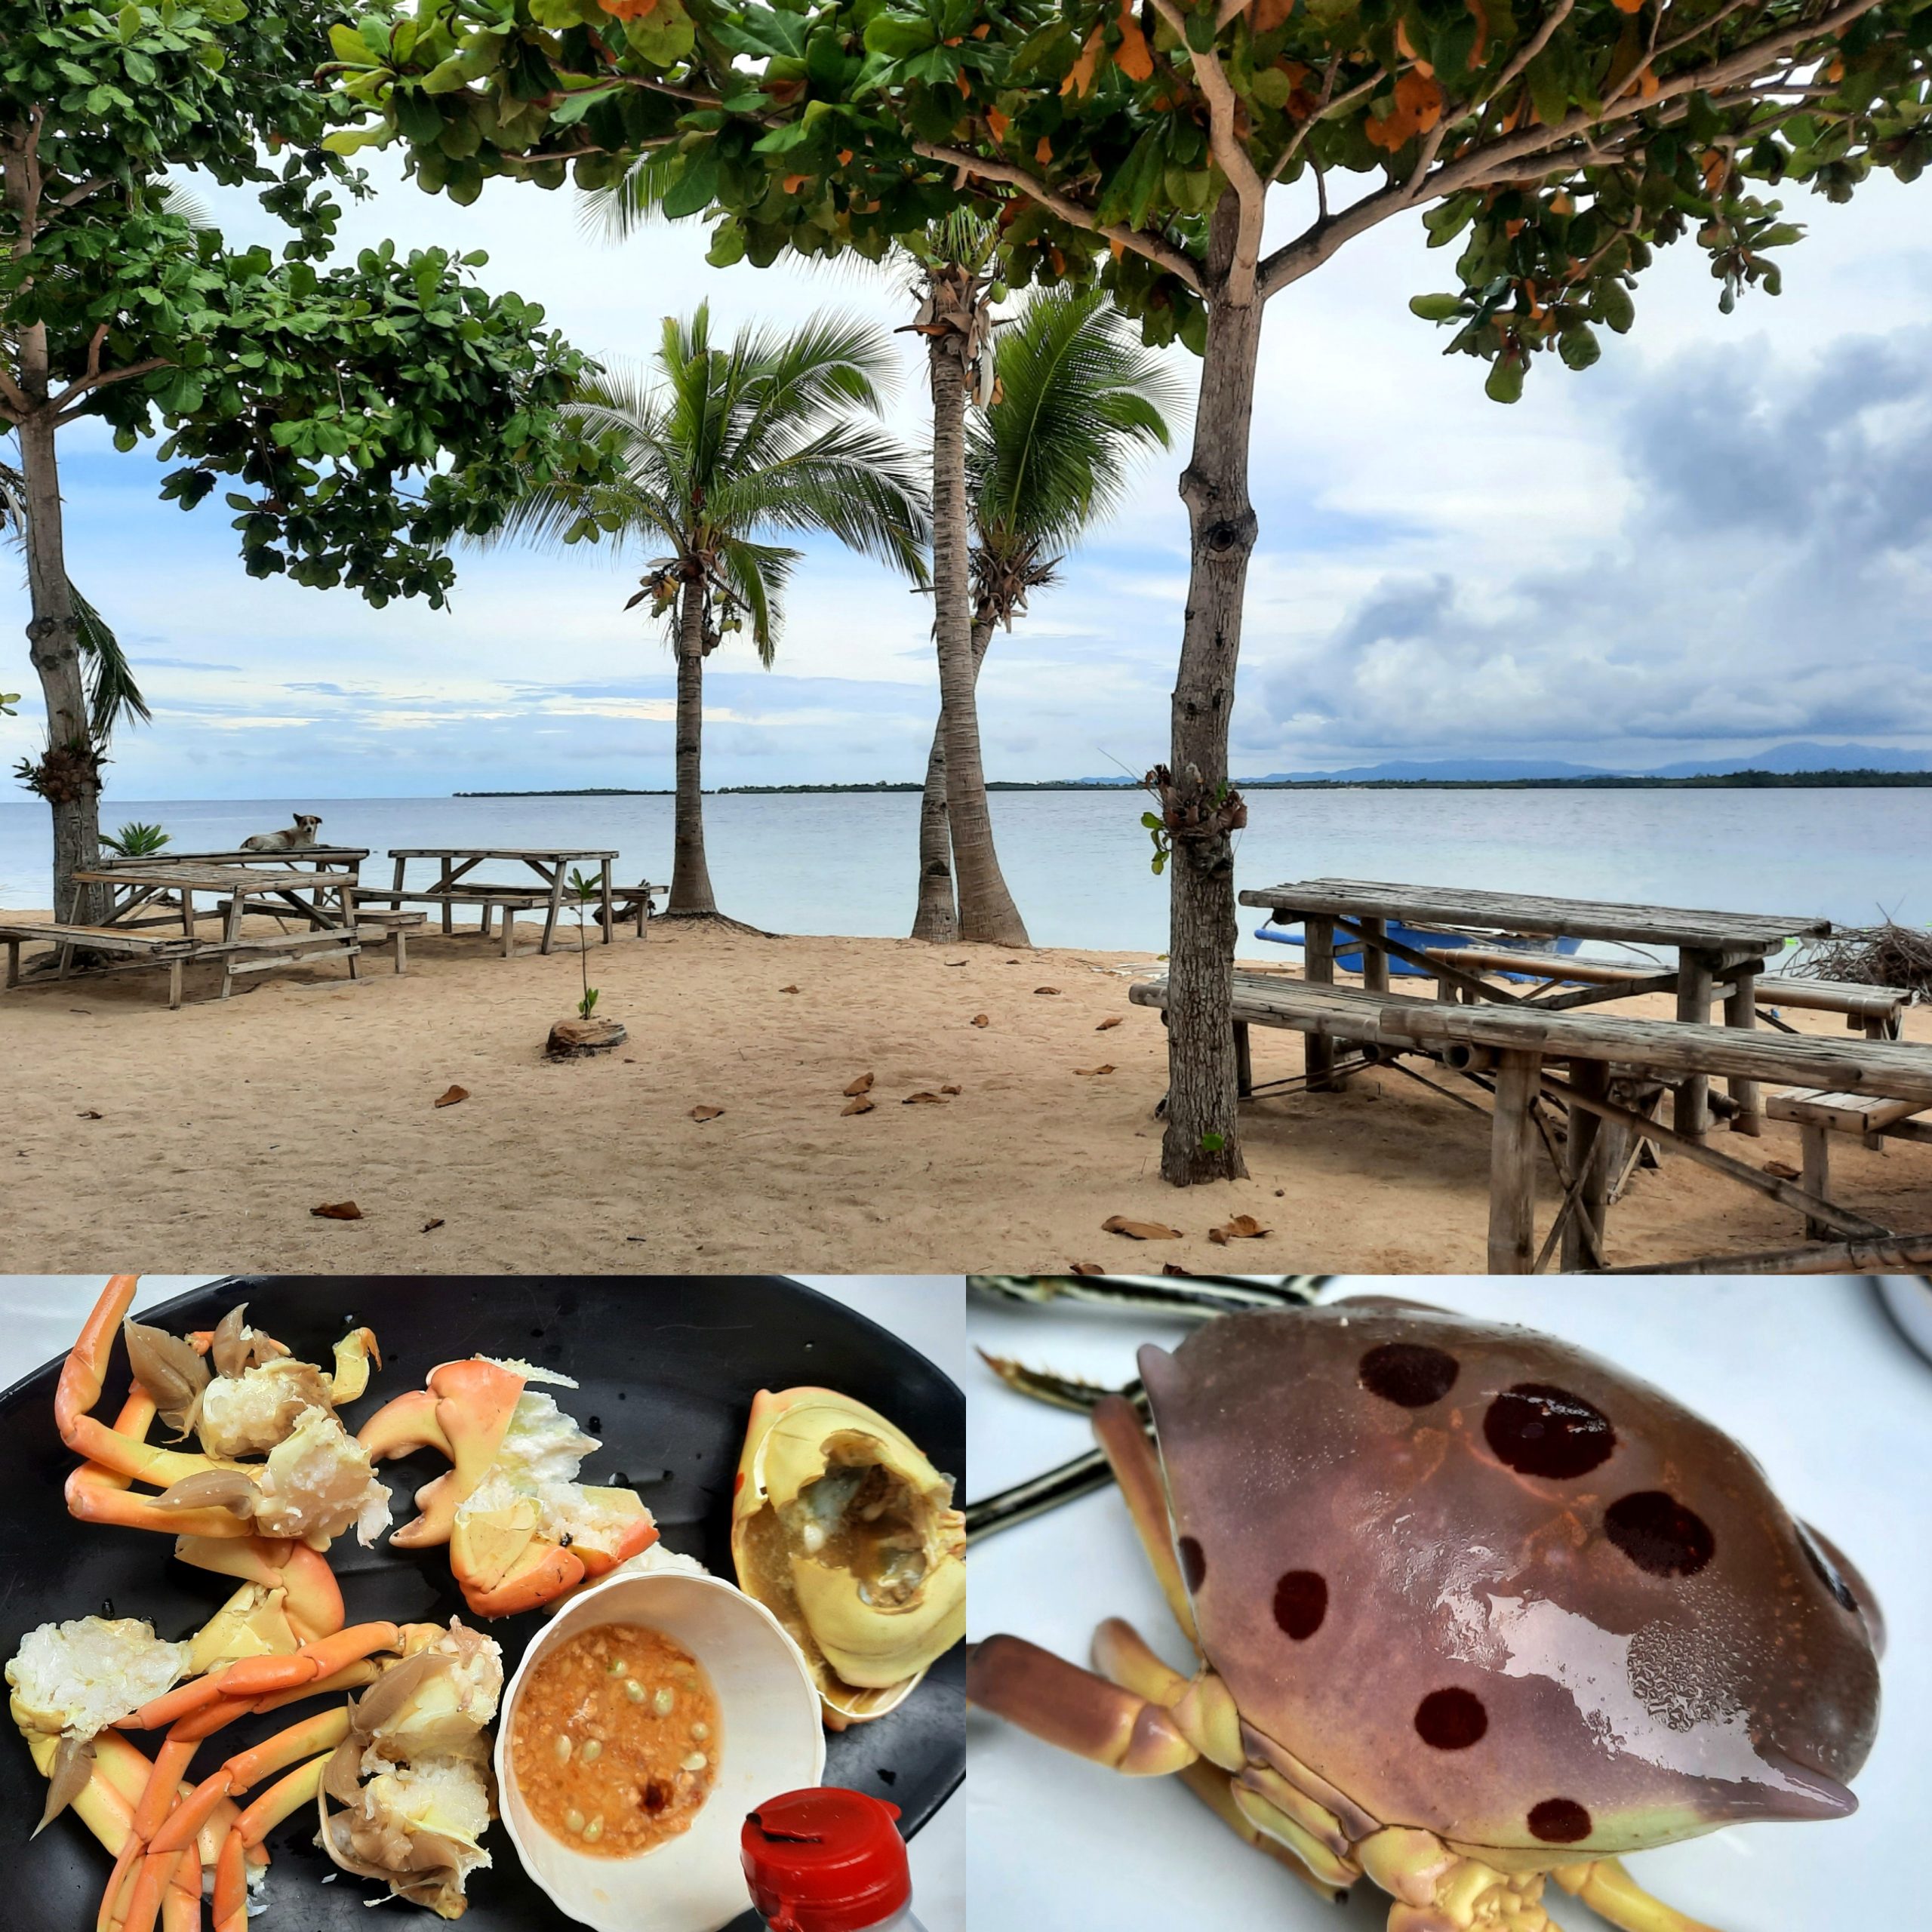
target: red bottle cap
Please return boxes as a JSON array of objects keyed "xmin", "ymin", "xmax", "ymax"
[{"xmin": 741, "ymin": 1788, "xmax": 911, "ymax": 1932}]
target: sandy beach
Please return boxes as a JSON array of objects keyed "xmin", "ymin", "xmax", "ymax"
[{"xmin": 3, "ymin": 914, "xmax": 1928, "ymax": 1273}]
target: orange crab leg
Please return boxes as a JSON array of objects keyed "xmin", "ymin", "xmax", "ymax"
[
  {"xmin": 123, "ymin": 1622, "xmax": 401, "ymax": 1730},
  {"xmin": 155, "ymin": 1706, "xmax": 354, "ymax": 1855},
  {"xmin": 251, "ymin": 1657, "xmax": 378, "ymax": 1714},
  {"xmin": 114, "ymin": 1847, "xmax": 180, "ymax": 1932},
  {"xmin": 98, "ymin": 1841, "xmax": 142, "ymax": 1932},
  {"xmin": 211, "ymin": 1829, "xmax": 248, "ymax": 1932},
  {"xmin": 129, "ymin": 1739, "xmax": 197, "ymax": 1841},
  {"xmin": 66, "ymin": 1463, "xmax": 252, "ymax": 1542},
  {"xmin": 235, "ymin": 1756, "xmax": 328, "ymax": 1845}
]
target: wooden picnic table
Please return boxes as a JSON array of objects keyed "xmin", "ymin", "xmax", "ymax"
[
  {"xmin": 377, "ymin": 848, "xmax": 618, "ymax": 956},
  {"xmin": 1238, "ymin": 877, "xmax": 1832, "ymax": 1140},
  {"xmin": 90, "ymin": 848, "xmax": 371, "ymax": 931}
]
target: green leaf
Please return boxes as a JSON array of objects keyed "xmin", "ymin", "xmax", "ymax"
[
  {"xmin": 660, "ymin": 146, "xmax": 722, "ymax": 219},
  {"xmin": 1484, "ymin": 355, "xmax": 1524, "ymax": 404},
  {"xmin": 1557, "ymin": 322, "xmax": 1600, "ymax": 371},
  {"xmin": 1408, "ymin": 292, "xmax": 1465, "ymax": 322}
]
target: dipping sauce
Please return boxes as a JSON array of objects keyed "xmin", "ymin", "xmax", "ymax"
[{"xmin": 511, "ymin": 1623, "xmax": 721, "ymax": 1858}]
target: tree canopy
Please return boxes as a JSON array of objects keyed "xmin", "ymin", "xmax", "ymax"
[
  {"xmin": 3, "ymin": 0, "xmax": 604, "ymax": 610},
  {"xmin": 331, "ymin": 0, "xmax": 1932, "ymax": 394}
]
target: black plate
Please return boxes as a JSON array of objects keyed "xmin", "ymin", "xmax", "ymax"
[{"xmin": 0, "ymin": 1276, "xmax": 964, "ymax": 1932}]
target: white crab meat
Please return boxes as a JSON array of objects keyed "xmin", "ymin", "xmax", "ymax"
[
  {"xmin": 351, "ymin": 1757, "xmax": 494, "ymax": 1876},
  {"xmin": 198, "ymin": 1358, "xmax": 335, "ymax": 1459},
  {"xmin": 254, "ymin": 1407, "xmax": 392, "ymax": 1546},
  {"xmin": 364, "ymin": 1623, "xmax": 503, "ymax": 1767},
  {"xmin": 6, "ymin": 1617, "xmax": 190, "ymax": 1739},
  {"xmin": 458, "ymin": 1392, "xmax": 635, "ymax": 1559}
]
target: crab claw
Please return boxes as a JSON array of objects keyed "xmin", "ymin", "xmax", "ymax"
[
  {"xmin": 731, "ymin": 1386, "xmax": 966, "ymax": 1726},
  {"xmin": 360, "ymin": 1360, "xmax": 655, "ymax": 1618}
]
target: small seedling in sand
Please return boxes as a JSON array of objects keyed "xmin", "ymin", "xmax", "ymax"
[{"xmin": 567, "ymin": 869, "xmax": 601, "ymax": 1020}]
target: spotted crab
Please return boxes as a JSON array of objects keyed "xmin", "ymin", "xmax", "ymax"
[{"xmin": 967, "ymin": 1285, "xmax": 1883, "ymax": 1932}]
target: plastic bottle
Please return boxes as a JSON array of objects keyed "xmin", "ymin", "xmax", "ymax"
[{"xmin": 741, "ymin": 1787, "xmax": 929, "ymax": 1932}]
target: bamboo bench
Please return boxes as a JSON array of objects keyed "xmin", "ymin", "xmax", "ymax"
[
  {"xmin": 1423, "ymin": 946, "xmax": 1910, "ymax": 1038},
  {"xmin": 356, "ymin": 888, "xmax": 544, "ymax": 957},
  {"xmin": 1765, "ymin": 1088, "xmax": 1932, "ymax": 1238},
  {"xmin": 1128, "ymin": 971, "xmax": 1932, "ymax": 1272},
  {"xmin": 0, "ymin": 921, "xmax": 359, "ymax": 1008},
  {"xmin": 356, "ymin": 912, "xmax": 428, "ymax": 974}
]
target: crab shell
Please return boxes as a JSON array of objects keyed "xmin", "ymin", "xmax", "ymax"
[
  {"xmin": 1141, "ymin": 1297, "xmax": 1882, "ymax": 1865},
  {"xmin": 731, "ymin": 1386, "xmax": 966, "ymax": 1726}
]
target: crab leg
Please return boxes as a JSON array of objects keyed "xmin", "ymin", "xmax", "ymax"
[
  {"xmin": 967, "ymin": 1634, "xmax": 1198, "ymax": 1775},
  {"xmin": 1175, "ymin": 1758, "xmax": 1352, "ymax": 1905},
  {"xmin": 148, "ymin": 1709, "xmax": 350, "ymax": 1857},
  {"xmin": 121, "ymin": 1622, "xmax": 402, "ymax": 1730},
  {"xmin": 1551, "ymin": 1860, "xmax": 1721, "ymax": 1932},
  {"xmin": 1092, "ymin": 1392, "xmax": 1198, "ymax": 1647}
]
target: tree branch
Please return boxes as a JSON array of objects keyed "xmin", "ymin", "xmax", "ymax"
[
  {"xmin": 1257, "ymin": 0, "xmax": 1890, "ymax": 299},
  {"xmin": 1149, "ymin": 0, "xmax": 1268, "ymax": 300},
  {"xmin": 51, "ymin": 355, "xmax": 171, "ymax": 423},
  {"xmin": 909, "ymin": 140, "xmax": 1204, "ymax": 291}
]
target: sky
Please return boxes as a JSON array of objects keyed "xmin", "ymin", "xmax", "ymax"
[{"xmin": 5, "ymin": 148, "xmax": 1932, "ymax": 800}]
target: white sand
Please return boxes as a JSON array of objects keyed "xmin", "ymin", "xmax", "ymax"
[{"xmin": 3, "ymin": 914, "xmax": 1927, "ymax": 1272}]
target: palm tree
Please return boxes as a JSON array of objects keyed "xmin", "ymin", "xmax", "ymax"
[
  {"xmin": 912, "ymin": 288, "xmax": 1183, "ymax": 942},
  {"xmin": 491, "ymin": 305, "xmax": 928, "ymax": 916}
]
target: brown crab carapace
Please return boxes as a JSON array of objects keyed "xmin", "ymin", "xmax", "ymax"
[{"xmin": 968, "ymin": 1297, "xmax": 1882, "ymax": 1932}]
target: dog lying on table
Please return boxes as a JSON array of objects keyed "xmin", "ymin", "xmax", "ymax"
[{"xmin": 240, "ymin": 812, "xmax": 322, "ymax": 853}]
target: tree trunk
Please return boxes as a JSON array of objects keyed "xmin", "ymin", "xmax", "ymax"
[
  {"xmin": 909, "ymin": 611, "xmax": 994, "ymax": 942},
  {"xmin": 928, "ymin": 328, "xmax": 1028, "ymax": 947},
  {"xmin": 666, "ymin": 574, "xmax": 716, "ymax": 915},
  {"xmin": 16, "ymin": 389, "xmax": 100, "ymax": 921},
  {"xmin": 1161, "ymin": 201, "xmax": 1264, "ymax": 1186}
]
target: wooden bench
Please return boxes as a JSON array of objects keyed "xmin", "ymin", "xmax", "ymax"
[
  {"xmin": 1766, "ymin": 1088, "xmax": 1932, "ymax": 1238},
  {"xmin": 1428, "ymin": 947, "xmax": 1911, "ymax": 1038},
  {"xmin": 357, "ymin": 911, "xmax": 428, "ymax": 974},
  {"xmin": 1128, "ymin": 971, "xmax": 1932, "ymax": 1272},
  {"xmin": 357, "ymin": 889, "xmax": 544, "ymax": 956},
  {"xmin": 608, "ymin": 882, "xmax": 661, "ymax": 938},
  {"xmin": 1, "ymin": 921, "xmax": 360, "ymax": 1008},
  {"xmin": 2, "ymin": 921, "xmax": 202, "ymax": 1009}
]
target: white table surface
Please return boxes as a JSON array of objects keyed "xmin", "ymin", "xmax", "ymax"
[
  {"xmin": 0, "ymin": 1273, "xmax": 965, "ymax": 1932},
  {"xmin": 967, "ymin": 1277, "xmax": 1931, "ymax": 1932}
]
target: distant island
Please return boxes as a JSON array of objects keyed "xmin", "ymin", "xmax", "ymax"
[{"xmin": 459, "ymin": 767, "xmax": 1932, "ymax": 796}]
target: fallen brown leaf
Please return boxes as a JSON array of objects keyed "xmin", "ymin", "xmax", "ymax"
[
  {"xmin": 903, "ymin": 1091, "xmax": 944, "ymax": 1105},
  {"xmin": 1034, "ymin": 986, "xmax": 1061, "ymax": 995},
  {"xmin": 841, "ymin": 1096, "xmax": 876, "ymax": 1115},
  {"xmin": 1096, "ymin": 1016, "xmax": 1123, "ymax": 1032},
  {"xmin": 779, "ymin": 984, "xmax": 800, "ymax": 994},
  {"xmin": 690, "ymin": 1105, "xmax": 725, "ymax": 1122},
  {"xmin": 433, "ymin": 1084, "xmax": 469, "ymax": 1109},
  {"xmin": 940, "ymin": 1083, "xmax": 961, "ymax": 1095},
  {"xmin": 1762, "ymin": 1160, "xmax": 1802, "ymax": 1181},
  {"xmin": 970, "ymin": 1013, "xmax": 990, "ymax": 1028},
  {"xmin": 77, "ymin": 1109, "xmax": 102, "ymax": 1120},
  {"xmin": 1102, "ymin": 1214, "xmax": 1182, "ymax": 1241},
  {"xmin": 843, "ymin": 1072, "xmax": 875, "ymax": 1097},
  {"xmin": 1162, "ymin": 1263, "xmax": 1193, "ymax": 1276},
  {"xmin": 1074, "ymin": 1064, "xmax": 1116, "ymax": 1077},
  {"xmin": 312, "ymin": 1201, "xmax": 363, "ymax": 1221},
  {"xmin": 1069, "ymin": 1262, "xmax": 1105, "ymax": 1275},
  {"xmin": 422, "ymin": 1217, "xmax": 445, "ymax": 1233},
  {"xmin": 1208, "ymin": 1214, "xmax": 1271, "ymax": 1245}
]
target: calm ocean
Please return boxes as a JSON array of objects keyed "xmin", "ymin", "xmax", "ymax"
[{"xmin": 2, "ymin": 786, "xmax": 1925, "ymax": 958}]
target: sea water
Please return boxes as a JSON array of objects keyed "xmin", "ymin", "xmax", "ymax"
[{"xmin": 1, "ymin": 786, "xmax": 1925, "ymax": 960}]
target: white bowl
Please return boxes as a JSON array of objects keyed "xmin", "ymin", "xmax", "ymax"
[{"xmin": 494, "ymin": 1566, "xmax": 827, "ymax": 1932}]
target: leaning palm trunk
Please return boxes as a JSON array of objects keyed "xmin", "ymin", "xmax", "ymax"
[
  {"xmin": 927, "ymin": 318, "xmax": 1027, "ymax": 947},
  {"xmin": 910, "ymin": 611, "xmax": 994, "ymax": 941},
  {"xmin": 15, "ymin": 388, "xmax": 100, "ymax": 922},
  {"xmin": 667, "ymin": 572, "xmax": 717, "ymax": 915}
]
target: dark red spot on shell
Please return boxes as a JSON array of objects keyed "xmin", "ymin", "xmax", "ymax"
[
  {"xmin": 1484, "ymin": 1383, "xmax": 1616, "ymax": 1479},
  {"xmin": 1358, "ymin": 1342, "xmax": 1460, "ymax": 1408},
  {"xmin": 1797, "ymin": 1522, "xmax": 1858, "ymax": 1614},
  {"xmin": 1177, "ymin": 1535, "xmax": 1207, "ymax": 1593},
  {"xmin": 1272, "ymin": 1571, "xmax": 1327, "ymax": 1641},
  {"xmin": 1528, "ymin": 1798, "xmax": 1592, "ymax": 1843},
  {"xmin": 1605, "ymin": 1491, "xmax": 1715, "ymax": 1577},
  {"xmin": 1414, "ymin": 1687, "xmax": 1487, "ymax": 1750}
]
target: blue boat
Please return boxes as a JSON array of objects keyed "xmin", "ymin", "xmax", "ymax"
[{"xmin": 1253, "ymin": 917, "xmax": 1583, "ymax": 981}]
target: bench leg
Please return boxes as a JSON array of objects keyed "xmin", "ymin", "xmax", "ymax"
[
  {"xmin": 5, "ymin": 940, "xmax": 17, "ymax": 990},
  {"xmin": 1801, "ymin": 1125, "xmax": 1832, "ymax": 1241},
  {"xmin": 1487, "ymin": 1050, "xmax": 1542, "ymax": 1274},
  {"xmin": 1235, "ymin": 1020, "xmax": 1253, "ymax": 1100},
  {"xmin": 393, "ymin": 930, "xmax": 408, "ymax": 976},
  {"xmin": 1724, "ymin": 960, "xmax": 1762, "ymax": 1137},
  {"xmin": 1304, "ymin": 917, "xmax": 1337, "ymax": 1091},
  {"xmin": 346, "ymin": 940, "xmax": 361, "ymax": 983},
  {"xmin": 1672, "ymin": 949, "xmax": 1717, "ymax": 1140},
  {"xmin": 1560, "ymin": 1058, "xmax": 1609, "ymax": 1270},
  {"xmin": 168, "ymin": 960, "xmax": 183, "ymax": 1011},
  {"xmin": 502, "ymin": 910, "xmax": 517, "ymax": 959}
]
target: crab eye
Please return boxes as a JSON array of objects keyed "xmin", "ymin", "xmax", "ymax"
[{"xmin": 1795, "ymin": 1521, "xmax": 1859, "ymax": 1614}]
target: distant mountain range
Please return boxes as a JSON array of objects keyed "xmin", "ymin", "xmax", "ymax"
[{"xmin": 1230, "ymin": 742, "xmax": 1932, "ymax": 783}]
